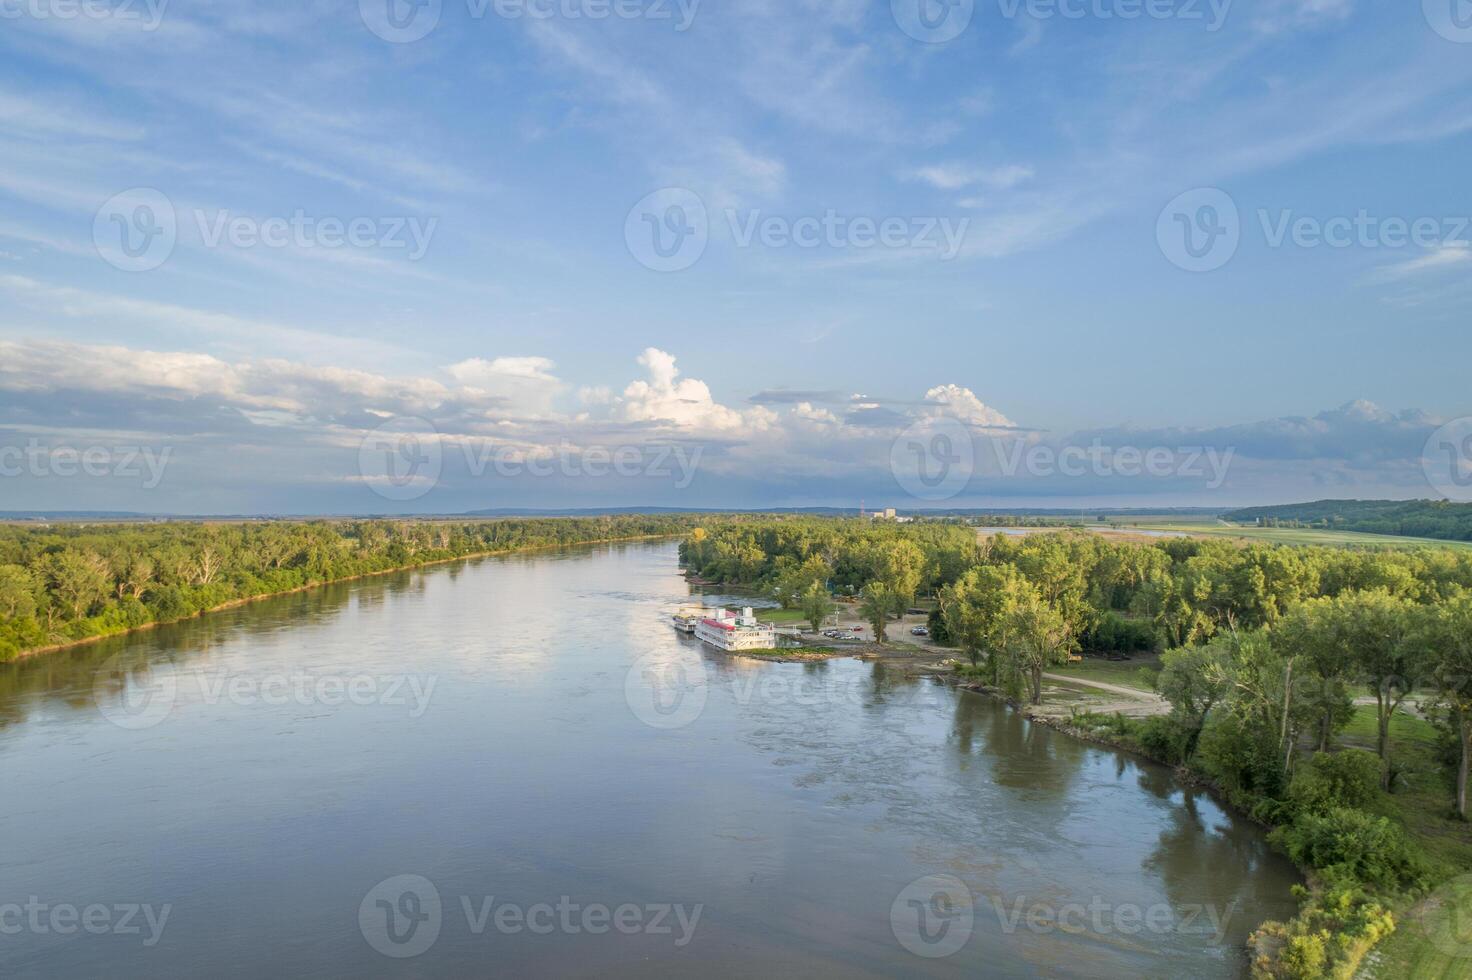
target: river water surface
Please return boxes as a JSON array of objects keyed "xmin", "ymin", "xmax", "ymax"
[{"xmin": 0, "ymin": 542, "xmax": 1298, "ymax": 978}]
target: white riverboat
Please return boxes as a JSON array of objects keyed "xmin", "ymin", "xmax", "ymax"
[
  {"xmin": 694, "ymin": 607, "xmax": 776, "ymax": 652},
  {"xmin": 671, "ymin": 606, "xmax": 707, "ymax": 634}
]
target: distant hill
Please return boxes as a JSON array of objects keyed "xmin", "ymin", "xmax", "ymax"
[{"xmin": 1224, "ymin": 499, "xmax": 1472, "ymax": 543}]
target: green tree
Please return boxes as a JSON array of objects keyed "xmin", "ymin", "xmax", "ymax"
[
  {"xmin": 46, "ymin": 550, "xmax": 111, "ymax": 620},
  {"xmin": 0, "ymin": 564, "xmax": 38, "ymax": 620},
  {"xmin": 1155, "ymin": 640, "xmax": 1232, "ymax": 762},
  {"xmin": 940, "ymin": 564, "xmax": 1032, "ymax": 674},
  {"xmin": 1411, "ymin": 594, "xmax": 1472, "ymax": 819},
  {"xmin": 800, "ymin": 582, "xmax": 836, "ymax": 634},
  {"xmin": 1273, "ymin": 598, "xmax": 1358, "ymax": 753},
  {"xmin": 859, "ymin": 582, "xmax": 896, "ymax": 644},
  {"xmin": 1002, "ymin": 593, "xmax": 1076, "ymax": 705},
  {"xmin": 1318, "ymin": 591, "xmax": 1420, "ymax": 790}
]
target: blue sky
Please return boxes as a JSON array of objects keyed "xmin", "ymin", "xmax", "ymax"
[{"xmin": 1, "ymin": 0, "xmax": 1470, "ymax": 513}]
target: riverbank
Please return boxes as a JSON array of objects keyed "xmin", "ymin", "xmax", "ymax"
[
  {"xmin": 4, "ymin": 531, "xmax": 680, "ymax": 663},
  {"xmin": 936, "ymin": 663, "xmax": 1468, "ymax": 980}
]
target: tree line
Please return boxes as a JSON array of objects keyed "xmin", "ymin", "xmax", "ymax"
[
  {"xmin": 1225, "ymin": 499, "xmax": 1472, "ymax": 543},
  {"xmin": 0, "ymin": 515, "xmax": 715, "ymax": 659}
]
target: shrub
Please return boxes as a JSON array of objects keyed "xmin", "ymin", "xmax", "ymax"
[
  {"xmin": 1137, "ymin": 715, "xmax": 1186, "ymax": 765},
  {"xmin": 1287, "ymin": 750, "xmax": 1382, "ymax": 814},
  {"xmin": 1270, "ymin": 807, "xmax": 1428, "ymax": 893},
  {"xmin": 926, "ymin": 607, "xmax": 951, "ymax": 645},
  {"xmin": 1082, "ymin": 611, "xmax": 1159, "ymax": 655},
  {"xmin": 145, "ymin": 585, "xmax": 192, "ymax": 621},
  {"xmin": 1198, "ymin": 714, "xmax": 1289, "ymax": 801}
]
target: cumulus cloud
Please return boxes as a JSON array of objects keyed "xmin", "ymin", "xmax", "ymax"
[
  {"xmin": 0, "ymin": 337, "xmax": 1455, "ymax": 512},
  {"xmin": 615, "ymin": 347, "xmax": 751, "ymax": 431},
  {"xmin": 922, "ymin": 384, "xmax": 1019, "ymax": 429}
]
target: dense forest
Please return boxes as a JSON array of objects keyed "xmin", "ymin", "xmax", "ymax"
[
  {"xmin": 1225, "ymin": 499, "xmax": 1472, "ymax": 543},
  {"xmin": 681, "ymin": 517, "xmax": 1472, "ymax": 979},
  {"xmin": 0, "ymin": 515, "xmax": 715, "ymax": 659}
]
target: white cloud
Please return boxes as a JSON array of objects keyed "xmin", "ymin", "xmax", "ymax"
[
  {"xmin": 922, "ymin": 384, "xmax": 1019, "ymax": 429},
  {"xmin": 1367, "ymin": 244, "xmax": 1472, "ymax": 283},
  {"xmin": 616, "ymin": 348, "xmax": 750, "ymax": 431},
  {"xmin": 906, "ymin": 164, "xmax": 1035, "ymax": 192},
  {"xmin": 447, "ymin": 357, "xmax": 560, "ymax": 385}
]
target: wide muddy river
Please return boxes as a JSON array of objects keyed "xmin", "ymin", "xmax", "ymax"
[{"xmin": 0, "ymin": 542, "xmax": 1298, "ymax": 977}]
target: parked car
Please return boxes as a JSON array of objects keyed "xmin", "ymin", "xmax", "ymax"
[{"xmin": 910, "ymin": 626, "xmax": 929, "ymax": 636}]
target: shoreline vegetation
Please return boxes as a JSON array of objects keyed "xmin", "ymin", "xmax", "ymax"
[
  {"xmin": 681, "ymin": 516, "xmax": 1472, "ymax": 980},
  {"xmin": 0, "ymin": 515, "xmax": 740, "ymax": 662}
]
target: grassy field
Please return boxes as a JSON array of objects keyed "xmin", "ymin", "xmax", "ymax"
[
  {"xmin": 753, "ymin": 607, "xmax": 810, "ymax": 625},
  {"xmin": 1047, "ymin": 654, "xmax": 1162, "ymax": 692},
  {"xmin": 1124, "ymin": 521, "xmax": 1472, "ymax": 552},
  {"xmin": 1328, "ymin": 708, "xmax": 1472, "ymax": 978}
]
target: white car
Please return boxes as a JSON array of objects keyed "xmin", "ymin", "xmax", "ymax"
[{"xmin": 910, "ymin": 626, "xmax": 929, "ymax": 636}]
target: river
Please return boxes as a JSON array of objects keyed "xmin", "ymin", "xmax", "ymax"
[{"xmin": 0, "ymin": 541, "xmax": 1298, "ymax": 978}]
